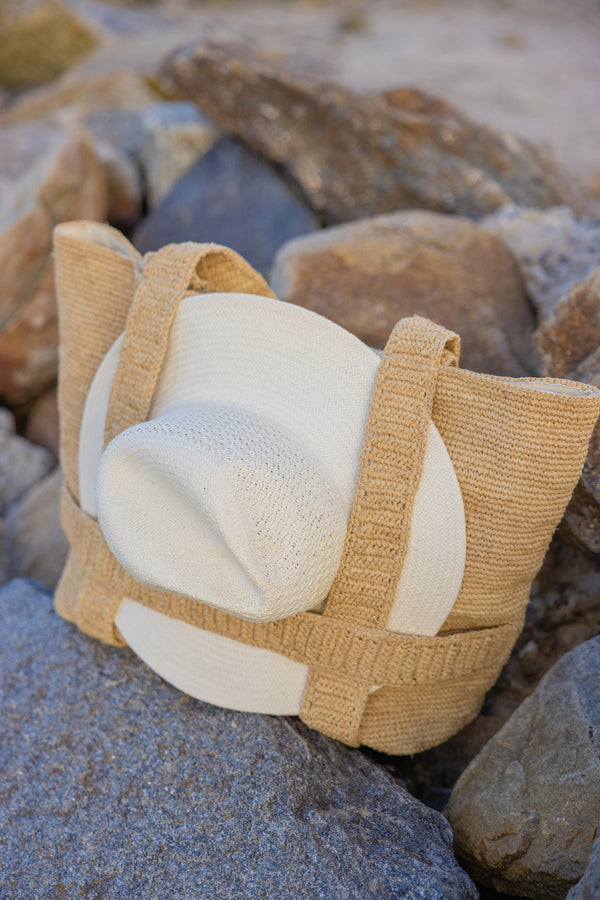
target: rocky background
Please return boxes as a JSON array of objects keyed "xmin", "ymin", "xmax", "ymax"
[{"xmin": 2, "ymin": 1, "xmax": 600, "ymax": 898}]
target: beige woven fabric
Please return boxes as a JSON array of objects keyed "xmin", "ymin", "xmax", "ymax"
[
  {"xmin": 54, "ymin": 222, "xmax": 141, "ymax": 504},
  {"xmin": 53, "ymin": 222, "xmax": 600, "ymax": 754}
]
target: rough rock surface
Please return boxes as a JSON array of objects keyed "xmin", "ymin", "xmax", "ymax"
[
  {"xmin": 445, "ymin": 636, "xmax": 600, "ymax": 899},
  {"xmin": 536, "ymin": 269, "xmax": 600, "ymax": 379},
  {"xmin": 271, "ymin": 210, "xmax": 535, "ymax": 375},
  {"xmin": 0, "ymin": 580, "xmax": 477, "ymax": 900},
  {"xmin": 0, "ymin": 408, "xmax": 53, "ymax": 514},
  {"xmin": 4, "ymin": 467, "xmax": 67, "ymax": 590},
  {"xmin": 0, "ymin": 0, "xmax": 97, "ymax": 91},
  {"xmin": 135, "ymin": 136, "xmax": 319, "ymax": 276},
  {"xmin": 481, "ymin": 205, "xmax": 600, "ymax": 322},
  {"xmin": 0, "ymin": 68, "xmax": 158, "ymax": 128},
  {"xmin": 381, "ymin": 86, "xmax": 469, "ymax": 121},
  {"xmin": 0, "ymin": 122, "xmax": 106, "ymax": 405},
  {"xmin": 0, "ymin": 521, "xmax": 8, "ymax": 585},
  {"xmin": 162, "ymin": 42, "xmax": 592, "ymax": 224},
  {"xmin": 567, "ymin": 832, "xmax": 600, "ymax": 900},
  {"xmin": 534, "ymin": 270, "xmax": 600, "ymax": 554},
  {"xmin": 140, "ymin": 101, "xmax": 220, "ymax": 207}
]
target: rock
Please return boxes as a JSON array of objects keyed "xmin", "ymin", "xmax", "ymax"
[
  {"xmin": 0, "ymin": 68, "xmax": 158, "ymax": 128},
  {"xmin": 533, "ymin": 271, "xmax": 600, "ymax": 554},
  {"xmin": 88, "ymin": 101, "xmax": 220, "ymax": 214},
  {"xmin": 567, "ymin": 832, "xmax": 600, "ymax": 899},
  {"xmin": 0, "ymin": 521, "xmax": 8, "ymax": 585},
  {"xmin": 162, "ymin": 42, "xmax": 593, "ymax": 223},
  {"xmin": 140, "ymin": 101, "xmax": 220, "ymax": 207},
  {"xmin": 134, "ymin": 137, "xmax": 319, "ymax": 276},
  {"xmin": 271, "ymin": 210, "xmax": 535, "ymax": 376},
  {"xmin": 87, "ymin": 102, "xmax": 220, "ymax": 222},
  {"xmin": 4, "ymin": 467, "xmax": 67, "ymax": 591},
  {"xmin": 0, "ymin": 580, "xmax": 477, "ymax": 900},
  {"xmin": 0, "ymin": 408, "xmax": 54, "ymax": 514},
  {"xmin": 536, "ymin": 270, "xmax": 600, "ymax": 379},
  {"xmin": 86, "ymin": 106, "xmax": 148, "ymax": 161},
  {"xmin": 0, "ymin": 1, "xmax": 97, "ymax": 92},
  {"xmin": 0, "ymin": 123, "xmax": 106, "ymax": 405},
  {"xmin": 481, "ymin": 205, "xmax": 600, "ymax": 321},
  {"xmin": 24, "ymin": 387, "xmax": 58, "ymax": 456},
  {"xmin": 381, "ymin": 86, "xmax": 469, "ymax": 121},
  {"xmin": 94, "ymin": 137, "xmax": 143, "ymax": 229},
  {"xmin": 560, "ymin": 399, "xmax": 600, "ymax": 557},
  {"xmin": 445, "ymin": 636, "xmax": 600, "ymax": 899}
]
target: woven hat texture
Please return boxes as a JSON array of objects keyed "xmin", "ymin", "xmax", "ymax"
[{"xmin": 53, "ymin": 220, "xmax": 600, "ymax": 754}]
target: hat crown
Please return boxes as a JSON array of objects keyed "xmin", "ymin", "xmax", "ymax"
[{"xmin": 97, "ymin": 405, "xmax": 347, "ymax": 622}]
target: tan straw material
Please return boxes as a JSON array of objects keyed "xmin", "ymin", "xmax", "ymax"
[{"xmin": 53, "ymin": 221, "xmax": 600, "ymax": 754}]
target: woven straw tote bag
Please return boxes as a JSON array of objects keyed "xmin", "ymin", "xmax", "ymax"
[{"xmin": 53, "ymin": 220, "xmax": 600, "ymax": 755}]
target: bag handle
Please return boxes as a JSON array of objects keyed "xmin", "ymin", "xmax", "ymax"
[
  {"xmin": 300, "ymin": 315, "xmax": 460, "ymax": 745},
  {"xmin": 104, "ymin": 242, "xmax": 275, "ymax": 448}
]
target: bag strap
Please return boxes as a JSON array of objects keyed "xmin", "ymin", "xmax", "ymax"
[
  {"xmin": 104, "ymin": 242, "xmax": 275, "ymax": 448},
  {"xmin": 300, "ymin": 316, "xmax": 460, "ymax": 744},
  {"xmin": 59, "ymin": 482, "xmax": 516, "ymax": 693}
]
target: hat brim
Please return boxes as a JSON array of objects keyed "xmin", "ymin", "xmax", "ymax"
[{"xmin": 79, "ymin": 293, "xmax": 466, "ymax": 714}]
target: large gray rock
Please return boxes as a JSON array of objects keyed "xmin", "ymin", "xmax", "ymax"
[
  {"xmin": 0, "ymin": 408, "xmax": 53, "ymax": 514},
  {"xmin": 162, "ymin": 42, "xmax": 593, "ymax": 224},
  {"xmin": 4, "ymin": 467, "xmax": 67, "ymax": 590},
  {"xmin": 134, "ymin": 137, "xmax": 319, "ymax": 276},
  {"xmin": 0, "ymin": 579, "xmax": 477, "ymax": 900},
  {"xmin": 0, "ymin": 520, "xmax": 8, "ymax": 584},
  {"xmin": 445, "ymin": 636, "xmax": 600, "ymax": 899},
  {"xmin": 481, "ymin": 205, "xmax": 600, "ymax": 322}
]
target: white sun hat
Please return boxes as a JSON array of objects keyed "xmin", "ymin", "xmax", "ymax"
[{"xmin": 77, "ymin": 289, "xmax": 466, "ymax": 715}]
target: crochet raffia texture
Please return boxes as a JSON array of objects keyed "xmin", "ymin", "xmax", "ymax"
[{"xmin": 53, "ymin": 223, "xmax": 600, "ymax": 754}]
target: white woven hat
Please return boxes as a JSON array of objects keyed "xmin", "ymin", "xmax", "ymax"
[{"xmin": 78, "ymin": 292, "xmax": 466, "ymax": 713}]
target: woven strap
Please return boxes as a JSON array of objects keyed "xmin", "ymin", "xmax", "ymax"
[
  {"xmin": 104, "ymin": 242, "xmax": 275, "ymax": 448},
  {"xmin": 60, "ymin": 483, "xmax": 517, "ymax": 691},
  {"xmin": 300, "ymin": 316, "xmax": 461, "ymax": 744}
]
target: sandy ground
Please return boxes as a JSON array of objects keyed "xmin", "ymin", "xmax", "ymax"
[{"xmin": 74, "ymin": 0, "xmax": 600, "ymax": 195}]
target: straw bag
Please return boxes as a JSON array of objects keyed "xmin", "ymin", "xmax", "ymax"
[{"xmin": 53, "ymin": 221, "xmax": 600, "ymax": 755}]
